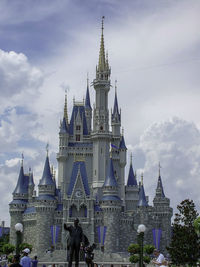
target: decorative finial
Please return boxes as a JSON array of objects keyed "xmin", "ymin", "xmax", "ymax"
[
  {"xmin": 29, "ymin": 167, "xmax": 31, "ymax": 174},
  {"xmin": 64, "ymin": 91, "xmax": 69, "ymax": 124},
  {"xmin": 122, "ymin": 127, "xmax": 124, "ymax": 136},
  {"xmin": 115, "ymin": 79, "xmax": 117, "ymax": 94},
  {"xmin": 21, "ymin": 153, "xmax": 24, "ymax": 166},
  {"xmin": 130, "ymin": 152, "xmax": 133, "ymax": 165},
  {"xmin": 141, "ymin": 173, "xmax": 143, "ymax": 185},
  {"xmin": 101, "ymin": 16, "xmax": 105, "ymax": 33},
  {"xmin": 135, "ymin": 170, "xmax": 137, "ymax": 180},
  {"xmin": 46, "ymin": 143, "xmax": 49, "ymax": 156},
  {"xmin": 87, "ymin": 72, "xmax": 89, "ymax": 88},
  {"xmin": 158, "ymin": 162, "xmax": 161, "ymax": 177}
]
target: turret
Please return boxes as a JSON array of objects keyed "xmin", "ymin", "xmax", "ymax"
[
  {"xmin": 9, "ymin": 156, "xmax": 28, "ymax": 245},
  {"xmin": 91, "ymin": 17, "xmax": 111, "ymax": 193},
  {"xmin": 101, "ymin": 156, "xmax": 121, "ymax": 253},
  {"xmin": 36, "ymin": 151, "xmax": 57, "ymax": 256},
  {"xmin": 85, "ymin": 75, "xmax": 92, "ymax": 133},
  {"xmin": 111, "ymin": 81, "xmax": 121, "ymax": 136},
  {"xmin": 38, "ymin": 149, "xmax": 56, "ymax": 197},
  {"xmin": 152, "ymin": 163, "xmax": 173, "ymax": 252},
  {"xmin": 125, "ymin": 154, "xmax": 139, "ymax": 211},
  {"xmin": 93, "ymin": 16, "xmax": 111, "ymax": 133}
]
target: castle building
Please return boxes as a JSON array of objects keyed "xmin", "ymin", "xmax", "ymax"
[{"xmin": 9, "ymin": 18, "xmax": 173, "ymax": 257}]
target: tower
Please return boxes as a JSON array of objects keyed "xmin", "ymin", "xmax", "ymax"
[
  {"xmin": 57, "ymin": 95, "xmax": 69, "ymax": 189},
  {"xmin": 153, "ymin": 163, "xmax": 173, "ymax": 251},
  {"xmin": 101, "ymin": 156, "xmax": 121, "ymax": 253},
  {"xmin": 125, "ymin": 154, "xmax": 139, "ymax": 212},
  {"xmin": 9, "ymin": 156, "xmax": 28, "ymax": 245},
  {"xmin": 35, "ymin": 151, "xmax": 57, "ymax": 255},
  {"xmin": 91, "ymin": 17, "xmax": 111, "ymax": 194}
]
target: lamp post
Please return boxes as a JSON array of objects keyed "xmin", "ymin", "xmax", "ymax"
[
  {"xmin": 137, "ymin": 224, "xmax": 146, "ymax": 267},
  {"xmin": 15, "ymin": 223, "xmax": 23, "ymax": 255}
]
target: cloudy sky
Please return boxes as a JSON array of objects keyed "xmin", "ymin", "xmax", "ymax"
[{"xmin": 0, "ymin": 0, "xmax": 200, "ymax": 225}]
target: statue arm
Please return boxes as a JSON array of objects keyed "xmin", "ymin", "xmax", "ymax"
[{"xmin": 64, "ymin": 223, "xmax": 71, "ymax": 232}]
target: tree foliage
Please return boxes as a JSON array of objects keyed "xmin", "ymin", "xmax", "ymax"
[
  {"xmin": 0, "ymin": 234, "xmax": 9, "ymax": 253},
  {"xmin": 167, "ymin": 199, "xmax": 200, "ymax": 266},
  {"xmin": 128, "ymin": 242, "xmax": 155, "ymax": 264},
  {"xmin": 2, "ymin": 243, "xmax": 15, "ymax": 255}
]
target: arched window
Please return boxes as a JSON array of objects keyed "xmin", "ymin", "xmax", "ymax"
[
  {"xmin": 80, "ymin": 205, "xmax": 87, "ymax": 217},
  {"xmin": 70, "ymin": 204, "xmax": 78, "ymax": 217}
]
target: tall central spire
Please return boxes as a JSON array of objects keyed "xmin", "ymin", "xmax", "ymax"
[
  {"xmin": 96, "ymin": 16, "xmax": 110, "ymax": 80},
  {"xmin": 98, "ymin": 16, "xmax": 106, "ymax": 71}
]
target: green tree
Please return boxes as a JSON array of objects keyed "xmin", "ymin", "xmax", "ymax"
[
  {"xmin": 2, "ymin": 243, "xmax": 15, "ymax": 255},
  {"xmin": 128, "ymin": 243, "xmax": 155, "ymax": 264},
  {"xmin": 167, "ymin": 199, "xmax": 200, "ymax": 266},
  {"xmin": 0, "ymin": 234, "xmax": 9, "ymax": 253}
]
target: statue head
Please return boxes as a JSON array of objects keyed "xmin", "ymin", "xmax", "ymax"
[{"xmin": 74, "ymin": 218, "xmax": 79, "ymax": 227}]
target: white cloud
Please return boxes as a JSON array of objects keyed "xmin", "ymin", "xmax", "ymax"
[
  {"xmin": 0, "ymin": 49, "xmax": 43, "ymax": 98},
  {"xmin": 132, "ymin": 117, "xmax": 200, "ymax": 213}
]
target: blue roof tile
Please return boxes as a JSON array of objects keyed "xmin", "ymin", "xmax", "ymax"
[
  {"xmin": 157, "ymin": 175, "xmax": 165, "ymax": 198},
  {"xmin": 138, "ymin": 184, "xmax": 148, "ymax": 207},
  {"xmin": 13, "ymin": 166, "xmax": 29, "ymax": 195},
  {"xmin": 39, "ymin": 156, "xmax": 55, "ymax": 186},
  {"xmin": 101, "ymin": 195, "xmax": 121, "ymax": 201},
  {"xmin": 67, "ymin": 161, "xmax": 90, "ymax": 196},
  {"xmin": 85, "ymin": 85, "xmax": 92, "ymax": 109},
  {"xmin": 127, "ymin": 163, "xmax": 137, "ymax": 186},
  {"xmin": 37, "ymin": 194, "xmax": 56, "ymax": 200},
  {"xmin": 9, "ymin": 199, "xmax": 28, "ymax": 205},
  {"xmin": 69, "ymin": 105, "xmax": 88, "ymax": 135},
  {"xmin": 56, "ymin": 204, "xmax": 63, "ymax": 211},
  {"xmin": 60, "ymin": 117, "xmax": 68, "ymax": 134},
  {"xmin": 119, "ymin": 135, "xmax": 127, "ymax": 150},
  {"xmin": 103, "ymin": 157, "xmax": 118, "ymax": 187},
  {"xmin": 24, "ymin": 206, "xmax": 36, "ymax": 214}
]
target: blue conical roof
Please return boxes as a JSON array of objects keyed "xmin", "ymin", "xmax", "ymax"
[
  {"xmin": 85, "ymin": 85, "xmax": 92, "ymax": 109},
  {"xmin": 119, "ymin": 135, "xmax": 127, "ymax": 149},
  {"xmin": 157, "ymin": 175, "xmax": 165, "ymax": 198},
  {"xmin": 138, "ymin": 184, "xmax": 148, "ymax": 207},
  {"xmin": 127, "ymin": 163, "xmax": 137, "ymax": 186},
  {"xmin": 13, "ymin": 165, "xmax": 28, "ymax": 194},
  {"xmin": 39, "ymin": 156, "xmax": 55, "ymax": 185},
  {"xmin": 59, "ymin": 117, "xmax": 68, "ymax": 134},
  {"xmin": 103, "ymin": 157, "xmax": 118, "ymax": 187}
]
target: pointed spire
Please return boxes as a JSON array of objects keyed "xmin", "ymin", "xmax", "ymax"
[
  {"xmin": 13, "ymin": 161, "xmax": 28, "ymax": 194},
  {"xmin": 85, "ymin": 74, "xmax": 92, "ymax": 109},
  {"xmin": 138, "ymin": 173, "xmax": 148, "ymax": 207},
  {"xmin": 119, "ymin": 129, "xmax": 127, "ymax": 149},
  {"xmin": 28, "ymin": 167, "xmax": 34, "ymax": 186},
  {"xmin": 39, "ymin": 153, "xmax": 55, "ymax": 186},
  {"xmin": 112, "ymin": 80, "xmax": 120, "ymax": 121},
  {"xmin": 60, "ymin": 117, "xmax": 68, "ymax": 134},
  {"xmin": 98, "ymin": 16, "xmax": 106, "ymax": 71},
  {"xmin": 127, "ymin": 153, "xmax": 137, "ymax": 186},
  {"xmin": 103, "ymin": 156, "xmax": 118, "ymax": 187},
  {"xmin": 64, "ymin": 92, "xmax": 69, "ymax": 124},
  {"xmin": 21, "ymin": 153, "xmax": 24, "ymax": 166},
  {"xmin": 156, "ymin": 162, "xmax": 165, "ymax": 198}
]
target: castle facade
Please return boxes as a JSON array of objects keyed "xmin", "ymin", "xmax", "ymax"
[{"xmin": 9, "ymin": 19, "xmax": 173, "ymax": 257}]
